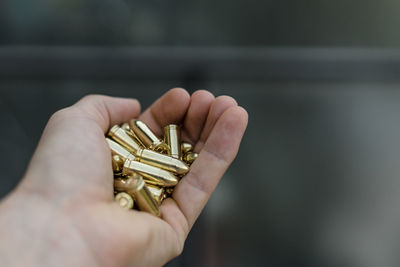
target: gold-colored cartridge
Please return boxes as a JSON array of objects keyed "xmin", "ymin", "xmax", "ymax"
[
  {"xmin": 108, "ymin": 125, "xmax": 142, "ymax": 155},
  {"xmin": 164, "ymin": 124, "xmax": 181, "ymax": 159},
  {"xmin": 115, "ymin": 192, "xmax": 134, "ymax": 210},
  {"xmin": 183, "ymin": 152, "xmax": 198, "ymax": 165},
  {"xmin": 111, "ymin": 155, "xmax": 125, "ymax": 173},
  {"xmin": 138, "ymin": 149, "xmax": 189, "ymax": 175},
  {"xmin": 108, "ymin": 126, "xmax": 189, "ymax": 175},
  {"xmin": 122, "ymin": 159, "xmax": 179, "ymax": 187},
  {"xmin": 114, "ymin": 177, "xmax": 135, "ymax": 193},
  {"xmin": 146, "ymin": 184, "xmax": 166, "ymax": 205},
  {"xmin": 129, "ymin": 173, "xmax": 160, "ymax": 217},
  {"xmin": 181, "ymin": 142, "xmax": 194, "ymax": 155},
  {"xmin": 107, "ymin": 119, "xmax": 197, "ymax": 217},
  {"xmin": 129, "ymin": 120, "xmax": 169, "ymax": 152},
  {"xmin": 121, "ymin": 122, "xmax": 146, "ymax": 148}
]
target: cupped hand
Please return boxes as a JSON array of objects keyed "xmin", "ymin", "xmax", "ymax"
[{"xmin": 0, "ymin": 88, "xmax": 248, "ymax": 267}]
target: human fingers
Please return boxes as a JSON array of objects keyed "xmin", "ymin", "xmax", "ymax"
[
  {"xmin": 172, "ymin": 106, "xmax": 248, "ymax": 229},
  {"xmin": 138, "ymin": 88, "xmax": 190, "ymax": 136},
  {"xmin": 181, "ymin": 90, "xmax": 215, "ymax": 144},
  {"xmin": 73, "ymin": 94, "xmax": 141, "ymax": 132},
  {"xmin": 195, "ymin": 95, "xmax": 238, "ymax": 151},
  {"xmin": 21, "ymin": 95, "xmax": 141, "ymax": 198}
]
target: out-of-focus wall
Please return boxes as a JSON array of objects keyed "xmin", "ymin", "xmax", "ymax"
[
  {"xmin": 1, "ymin": 0, "xmax": 400, "ymax": 46},
  {"xmin": 1, "ymin": 1, "xmax": 400, "ymax": 267}
]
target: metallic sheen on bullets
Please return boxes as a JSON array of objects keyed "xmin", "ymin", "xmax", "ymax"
[
  {"xmin": 112, "ymin": 155, "xmax": 124, "ymax": 173},
  {"xmin": 129, "ymin": 119, "xmax": 169, "ymax": 152},
  {"xmin": 121, "ymin": 122, "xmax": 131, "ymax": 132},
  {"xmin": 181, "ymin": 142, "xmax": 194, "ymax": 155},
  {"xmin": 114, "ymin": 177, "xmax": 135, "ymax": 194},
  {"xmin": 164, "ymin": 124, "xmax": 181, "ymax": 159},
  {"xmin": 115, "ymin": 192, "xmax": 134, "ymax": 210},
  {"xmin": 106, "ymin": 138, "xmax": 135, "ymax": 161},
  {"xmin": 146, "ymin": 184, "xmax": 166, "ymax": 205},
  {"xmin": 138, "ymin": 149, "xmax": 189, "ymax": 175},
  {"xmin": 129, "ymin": 173, "xmax": 160, "ymax": 217},
  {"xmin": 165, "ymin": 187, "xmax": 174, "ymax": 197},
  {"xmin": 122, "ymin": 160, "xmax": 179, "ymax": 187},
  {"xmin": 109, "ymin": 126, "xmax": 189, "ymax": 175},
  {"xmin": 114, "ymin": 176, "xmax": 165, "ymax": 204},
  {"xmin": 121, "ymin": 123, "xmax": 146, "ymax": 148},
  {"xmin": 108, "ymin": 126, "xmax": 141, "ymax": 155},
  {"xmin": 183, "ymin": 152, "xmax": 198, "ymax": 165}
]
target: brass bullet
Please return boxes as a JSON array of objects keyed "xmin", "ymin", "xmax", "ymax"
[
  {"xmin": 129, "ymin": 173, "xmax": 161, "ymax": 217},
  {"xmin": 164, "ymin": 124, "xmax": 181, "ymax": 159},
  {"xmin": 112, "ymin": 154, "xmax": 125, "ymax": 173},
  {"xmin": 106, "ymin": 138, "xmax": 133, "ymax": 159},
  {"xmin": 123, "ymin": 159, "xmax": 179, "ymax": 187},
  {"xmin": 183, "ymin": 152, "xmax": 198, "ymax": 165},
  {"xmin": 181, "ymin": 142, "xmax": 194, "ymax": 154},
  {"xmin": 121, "ymin": 123, "xmax": 146, "ymax": 148},
  {"xmin": 108, "ymin": 127, "xmax": 189, "ymax": 175},
  {"xmin": 108, "ymin": 125, "xmax": 142, "ymax": 155},
  {"xmin": 114, "ymin": 177, "xmax": 135, "ymax": 193},
  {"xmin": 114, "ymin": 176, "xmax": 166, "ymax": 205},
  {"xmin": 115, "ymin": 192, "xmax": 134, "ymax": 210},
  {"xmin": 121, "ymin": 122, "xmax": 131, "ymax": 132},
  {"xmin": 138, "ymin": 149, "xmax": 189, "ymax": 175},
  {"xmin": 129, "ymin": 119, "xmax": 169, "ymax": 153},
  {"xmin": 146, "ymin": 184, "xmax": 166, "ymax": 205},
  {"xmin": 165, "ymin": 187, "xmax": 174, "ymax": 197}
]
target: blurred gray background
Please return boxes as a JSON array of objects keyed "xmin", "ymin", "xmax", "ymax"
[{"xmin": 1, "ymin": 1, "xmax": 400, "ymax": 266}]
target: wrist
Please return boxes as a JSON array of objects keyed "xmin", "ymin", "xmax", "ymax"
[
  {"xmin": 0, "ymin": 188, "xmax": 93, "ymax": 267},
  {"xmin": 0, "ymin": 190, "xmax": 51, "ymax": 266}
]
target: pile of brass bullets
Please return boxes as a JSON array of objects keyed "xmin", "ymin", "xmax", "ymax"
[{"xmin": 106, "ymin": 120, "xmax": 198, "ymax": 217}]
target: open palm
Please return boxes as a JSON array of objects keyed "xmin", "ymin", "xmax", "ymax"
[{"xmin": 0, "ymin": 88, "xmax": 248, "ymax": 267}]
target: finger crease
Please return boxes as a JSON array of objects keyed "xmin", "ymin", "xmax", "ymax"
[
  {"xmin": 99, "ymin": 101, "xmax": 112, "ymax": 130},
  {"xmin": 201, "ymin": 146, "xmax": 230, "ymax": 167},
  {"xmin": 182, "ymin": 169, "xmax": 211, "ymax": 198},
  {"xmin": 168, "ymin": 198, "xmax": 190, "ymax": 240}
]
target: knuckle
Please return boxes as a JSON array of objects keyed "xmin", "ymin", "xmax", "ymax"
[
  {"xmin": 172, "ymin": 241, "xmax": 184, "ymax": 258},
  {"xmin": 49, "ymin": 107, "xmax": 73, "ymax": 122},
  {"xmin": 79, "ymin": 94, "xmax": 104, "ymax": 104},
  {"xmin": 216, "ymin": 95, "xmax": 237, "ymax": 105},
  {"xmin": 192, "ymin": 89, "xmax": 215, "ymax": 100}
]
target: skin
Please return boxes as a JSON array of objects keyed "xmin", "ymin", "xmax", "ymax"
[{"xmin": 0, "ymin": 88, "xmax": 248, "ymax": 267}]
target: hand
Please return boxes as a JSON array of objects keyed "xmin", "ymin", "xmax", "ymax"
[{"xmin": 0, "ymin": 88, "xmax": 248, "ymax": 267}]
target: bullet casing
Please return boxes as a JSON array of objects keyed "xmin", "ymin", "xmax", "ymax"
[
  {"xmin": 107, "ymin": 138, "xmax": 135, "ymax": 174},
  {"xmin": 121, "ymin": 123, "xmax": 131, "ymax": 132},
  {"xmin": 121, "ymin": 123, "xmax": 146, "ymax": 148},
  {"xmin": 114, "ymin": 176, "xmax": 166, "ymax": 205},
  {"xmin": 108, "ymin": 120, "xmax": 196, "ymax": 217},
  {"xmin": 108, "ymin": 126, "xmax": 141, "ymax": 154},
  {"xmin": 181, "ymin": 142, "xmax": 194, "ymax": 155},
  {"xmin": 164, "ymin": 124, "xmax": 181, "ymax": 159},
  {"xmin": 165, "ymin": 187, "xmax": 174, "ymax": 197},
  {"xmin": 146, "ymin": 184, "xmax": 166, "ymax": 205},
  {"xmin": 108, "ymin": 127, "xmax": 188, "ymax": 175},
  {"xmin": 106, "ymin": 138, "xmax": 135, "ymax": 161},
  {"xmin": 138, "ymin": 149, "xmax": 189, "ymax": 175},
  {"xmin": 183, "ymin": 152, "xmax": 198, "ymax": 165},
  {"xmin": 112, "ymin": 155, "xmax": 124, "ymax": 173},
  {"xmin": 129, "ymin": 174, "xmax": 161, "ymax": 217},
  {"xmin": 129, "ymin": 119, "xmax": 169, "ymax": 152},
  {"xmin": 122, "ymin": 160, "xmax": 179, "ymax": 187},
  {"xmin": 115, "ymin": 192, "xmax": 134, "ymax": 210},
  {"xmin": 114, "ymin": 175, "xmax": 164, "ymax": 211},
  {"xmin": 114, "ymin": 177, "xmax": 136, "ymax": 194}
]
